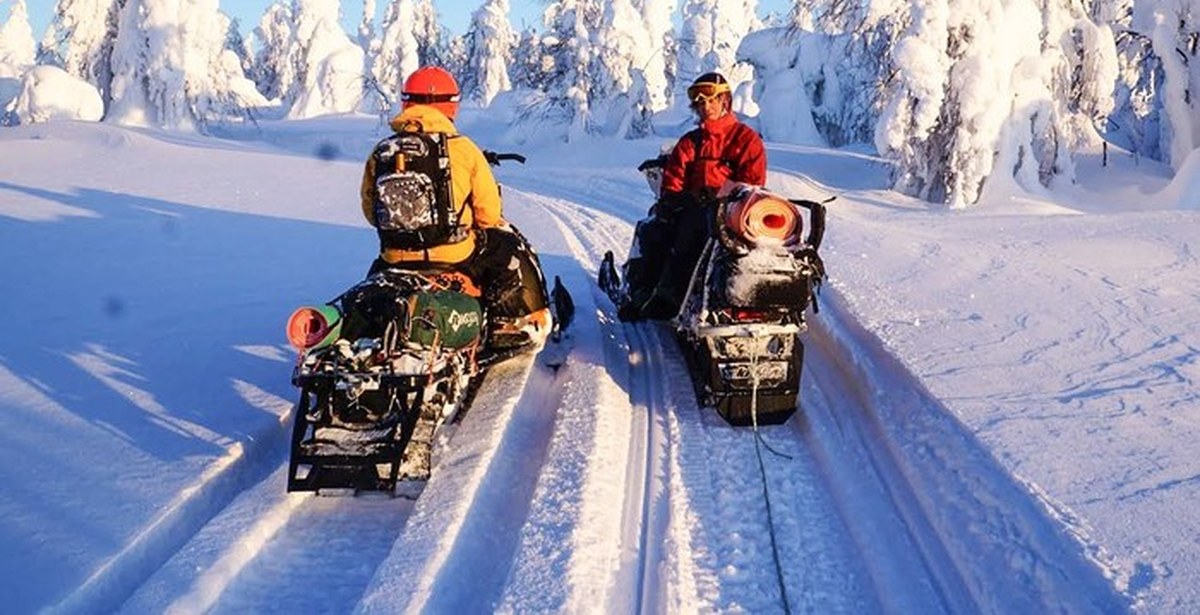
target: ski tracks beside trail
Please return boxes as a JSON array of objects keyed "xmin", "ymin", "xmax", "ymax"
[
  {"xmin": 510, "ymin": 188, "xmax": 880, "ymax": 612},
  {"xmin": 97, "ymin": 172, "xmax": 1133, "ymax": 613},
  {"xmin": 505, "ymin": 175, "xmax": 1130, "ymax": 613},
  {"xmin": 112, "ymin": 349, "xmax": 559, "ymax": 613}
]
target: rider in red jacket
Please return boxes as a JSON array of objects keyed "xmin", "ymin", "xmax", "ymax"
[
  {"xmin": 660, "ymin": 94, "xmax": 766, "ymax": 197},
  {"xmin": 619, "ymin": 72, "xmax": 768, "ymax": 321}
]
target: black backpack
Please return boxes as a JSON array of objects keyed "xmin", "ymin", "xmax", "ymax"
[{"xmin": 371, "ymin": 125, "xmax": 466, "ymax": 251}]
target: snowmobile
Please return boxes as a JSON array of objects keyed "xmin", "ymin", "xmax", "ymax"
[
  {"xmin": 600, "ymin": 155, "xmax": 828, "ymax": 426},
  {"xmin": 285, "ymin": 152, "xmax": 572, "ymax": 494}
]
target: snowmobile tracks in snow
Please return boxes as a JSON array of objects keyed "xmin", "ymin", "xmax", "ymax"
[
  {"xmin": 505, "ymin": 181, "xmax": 1129, "ymax": 612},
  {"xmin": 79, "ymin": 180, "xmax": 1130, "ymax": 613},
  {"xmin": 69, "ymin": 349, "xmax": 560, "ymax": 613}
]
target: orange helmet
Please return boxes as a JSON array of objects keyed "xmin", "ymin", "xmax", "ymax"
[{"xmin": 402, "ymin": 66, "xmax": 461, "ymax": 120}]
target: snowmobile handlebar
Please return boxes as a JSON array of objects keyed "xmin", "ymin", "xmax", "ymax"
[
  {"xmin": 637, "ymin": 156, "xmax": 668, "ymax": 172},
  {"xmin": 484, "ymin": 151, "xmax": 526, "ymax": 166},
  {"xmin": 789, "ymin": 197, "xmax": 830, "ymax": 250}
]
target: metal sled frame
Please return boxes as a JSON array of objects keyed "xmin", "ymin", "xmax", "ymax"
[
  {"xmin": 287, "ymin": 372, "xmax": 430, "ymax": 493},
  {"xmin": 685, "ymin": 322, "xmax": 807, "ymax": 426}
]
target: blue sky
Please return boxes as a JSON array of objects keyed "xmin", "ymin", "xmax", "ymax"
[{"xmin": 22, "ymin": 1, "xmax": 792, "ymax": 40}]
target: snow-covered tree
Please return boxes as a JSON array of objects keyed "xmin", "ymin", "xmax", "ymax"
[
  {"xmin": 224, "ymin": 16, "xmax": 254, "ymax": 77},
  {"xmin": 538, "ymin": 0, "xmax": 604, "ymax": 140},
  {"xmin": 675, "ymin": 0, "xmax": 759, "ymax": 108},
  {"xmin": 737, "ymin": 26, "xmax": 830, "ymax": 144},
  {"xmin": 413, "ymin": 0, "xmax": 446, "ymax": 66},
  {"xmin": 106, "ymin": 0, "xmax": 268, "ymax": 129},
  {"xmin": 38, "ymin": 0, "xmax": 120, "ymax": 101},
  {"xmin": 251, "ymin": 2, "xmax": 294, "ymax": 101},
  {"xmin": 358, "ymin": 0, "xmax": 377, "ymax": 50},
  {"xmin": 871, "ymin": 0, "xmax": 1119, "ymax": 206},
  {"xmin": 510, "ymin": 26, "xmax": 549, "ymax": 90},
  {"xmin": 1141, "ymin": 0, "xmax": 1200, "ymax": 170},
  {"xmin": 375, "ymin": 0, "xmax": 420, "ymax": 106},
  {"xmin": 286, "ymin": 0, "xmax": 366, "ymax": 118},
  {"xmin": 593, "ymin": 0, "xmax": 655, "ymax": 136},
  {"xmin": 461, "ymin": 0, "xmax": 516, "ymax": 106},
  {"xmin": 641, "ymin": 0, "xmax": 677, "ymax": 112},
  {"xmin": 0, "ymin": 0, "xmax": 37, "ymax": 76}
]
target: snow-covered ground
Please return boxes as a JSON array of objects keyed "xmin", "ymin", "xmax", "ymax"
[{"xmin": 1, "ymin": 111, "xmax": 1197, "ymax": 613}]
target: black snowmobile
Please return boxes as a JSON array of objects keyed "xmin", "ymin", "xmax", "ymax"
[
  {"xmin": 284, "ymin": 152, "xmax": 572, "ymax": 494},
  {"xmin": 600, "ymin": 155, "xmax": 827, "ymax": 426}
]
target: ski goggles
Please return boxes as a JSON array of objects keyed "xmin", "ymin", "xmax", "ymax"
[
  {"xmin": 687, "ymin": 82, "xmax": 731, "ymax": 104},
  {"xmin": 401, "ymin": 92, "xmax": 461, "ymax": 104}
]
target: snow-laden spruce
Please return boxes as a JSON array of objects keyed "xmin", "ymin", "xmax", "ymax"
[
  {"xmin": 461, "ymin": 0, "xmax": 516, "ymax": 107},
  {"xmin": 374, "ymin": 0, "xmax": 420, "ymax": 108},
  {"xmin": 0, "ymin": 0, "xmax": 35, "ymax": 77},
  {"xmin": 1143, "ymin": 0, "xmax": 1200, "ymax": 171},
  {"xmin": 285, "ymin": 0, "xmax": 364, "ymax": 119},
  {"xmin": 676, "ymin": 0, "xmax": 760, "ymax": 113},
  {"xmin": 38, "ymin": 0, "xmax": 118, "ymax": 102},
  {"xmin": 870, "ymin": 0, "xmax": 1119, "ymax": 206},
  {"xmin": 640, "ymin": 0, "xmax": 676, "ymax": 113},
  {"xmin": 105, "ymin": 0, "xmax": 267, "ymax": 129}
]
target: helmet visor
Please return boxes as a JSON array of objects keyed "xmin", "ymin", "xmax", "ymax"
[
  {"xmin": 401, "ymin": 92, "xmax": 461, "ymax": 104},
  {"xmin": 687, "ymin": 82, "xmax": 731, "ymax": 104}
]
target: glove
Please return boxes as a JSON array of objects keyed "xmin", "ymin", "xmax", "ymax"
[{"xmin": 652, "ymin": 191, "xmax": 690, "ymax": 221}]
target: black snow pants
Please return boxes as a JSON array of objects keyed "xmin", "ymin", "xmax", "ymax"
[{"xmin": 622, "ymin": 194, "xmax": 714, "ymax": 319}]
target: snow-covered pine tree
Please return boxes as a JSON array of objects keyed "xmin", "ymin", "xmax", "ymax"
[
  {"xmin": 0, "ymin": 0, "xmax": 36, "ymax": 77},
  {"xmin": 641, "ymin": 0, "xmax": 677, "ymax": 112},
  {"xmin": 675, "ymin": 0, "xmax": 758, "ymax": 110},
  {"xmin": 510, "ymin": 26, "xmax": 547, "ymax": 91},
  {"xmin": 356, "ymin": 0, "xmax": 388, "ymax": 116},
  {"xmin": 737, "ymin": 25, "xmax": 831, "ymax": 144},
  {"xmin": 38, "ymin": 0, "xmax": 120, "ymax": 102},
  {"xmin": 358, "ymin": 0, "xmax": 377, "ymax": 50},
  {"xmin": 1142, "ymin": 0, "xmax": 1199, "ymax": 170},
  {"xmin": 461, "ymin": 0, "xmax": 515, "ymax": 106},
  {"xmin": 413, "ymin": 0, "xmax": 444, "ymax": 66},
  {"xmin": 286, "ymin": 0, "xmax": 366, "ymax": 119},
  {"xmin": 794, "ymin": 0, "xmax": 897, "ymax": 146},
  {"xmin": 224, "ymin": 16, "xmax": 254, "ymax": 78},
  {"xmin": 106, "ymin": 0, "xmax": 268, "ymax": 129},
  {"xmin": 375, "ymin": 0, "xmax": 420, "ymax": 107},
  {"xmin": 590, "ymin": 0, "xmax": 654, "ymax": 136},
  {"xmin": 873, "ymin": 0, "xmax": 1120, "ymax": 206},
  {"xmin": 251, "ymin": 2, "xmax": 294, "ymax": 102},
  {"xmin": 534, "ymin": 0, "xmax": 604, "ymax": 140},
  {"xmin": 1100, "ymin": 0, "xmax": 1162, "ymax": 160}
]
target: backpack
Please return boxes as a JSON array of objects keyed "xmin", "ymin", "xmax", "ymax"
[{"xmin": 371, "ymin": 126, "xmax": 467, "ymax": 251}]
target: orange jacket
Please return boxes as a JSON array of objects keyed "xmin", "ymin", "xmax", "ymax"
[
  {"xmin": 661, "ymin": 113, "xmax": 766, "ymax": 197},
  {"xmin": 360, "ymin": 105, "xmax": 502, "ymax": 264}
]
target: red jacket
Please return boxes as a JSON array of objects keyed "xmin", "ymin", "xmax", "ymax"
[{"xmin": 661, "ymin": 113, "xmax": 766, "ymax": 197}]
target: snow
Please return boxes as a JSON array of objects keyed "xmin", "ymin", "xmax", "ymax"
[
  {"xmin": 7, "ymin": 64, "xmax": 103, "ymax": 124},
  {"xmin": 1, "ymin": 107, "xmax": 1198, "ymax": 613}
]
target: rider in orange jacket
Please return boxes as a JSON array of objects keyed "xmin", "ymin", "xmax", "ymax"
[{"xmin": 362, "ymin": 67, "xmax": 550, "ymax": 344}]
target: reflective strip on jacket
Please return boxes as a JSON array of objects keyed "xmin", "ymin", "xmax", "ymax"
[
  {"xmin": 359, "ymin": 105, "xmax": 502, "ymax": 264},
  {"xmin": 661, "ymin": 112, "xmax": 766, "ymax": 197}
]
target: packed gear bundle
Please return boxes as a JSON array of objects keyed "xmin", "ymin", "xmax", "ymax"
[
  {"xmin": 286, "ymin": 152, "xmax": 572, "ymax": 494},
  {"xmin": 601, "ymin": 161, "xmax": 829, "ymax": 426}
]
